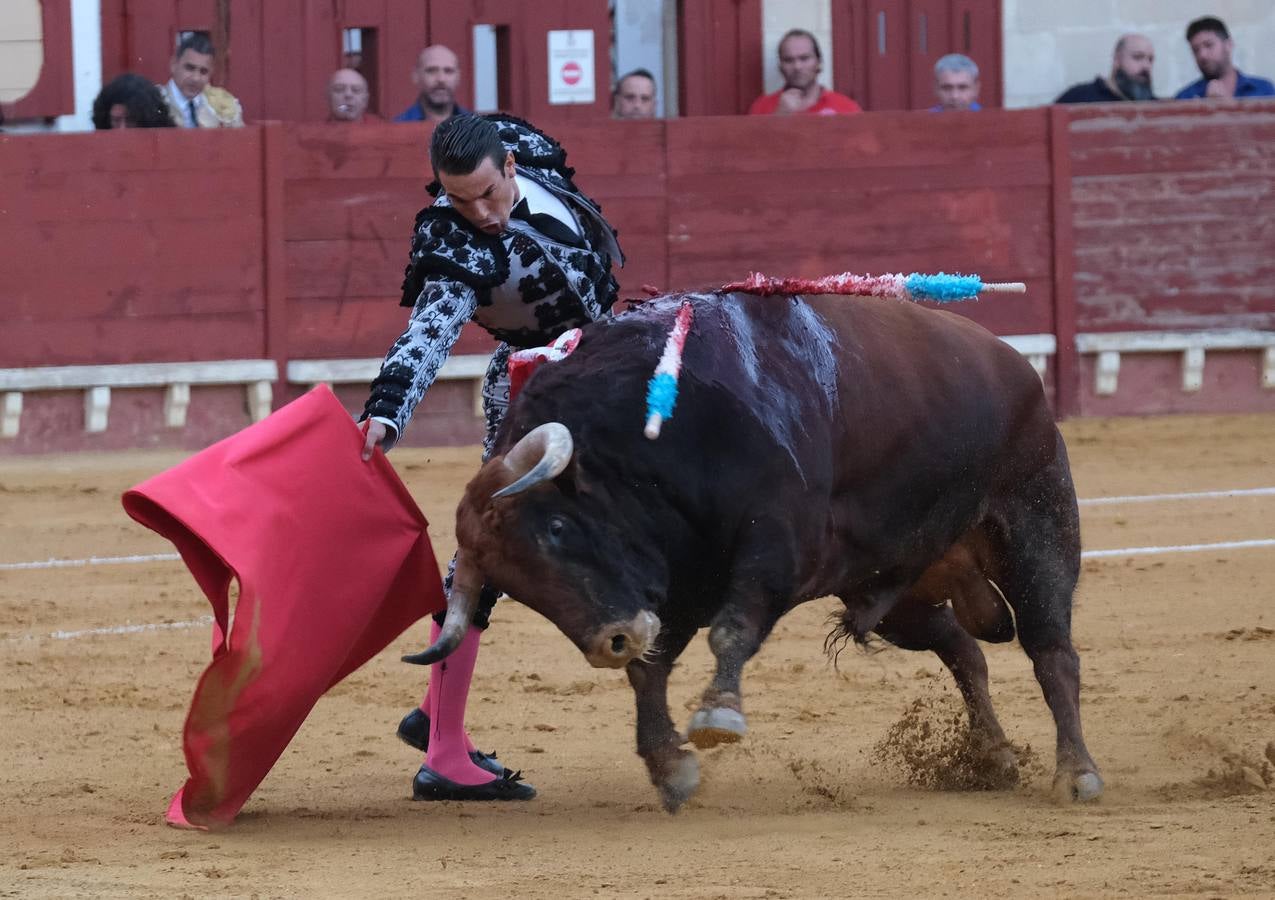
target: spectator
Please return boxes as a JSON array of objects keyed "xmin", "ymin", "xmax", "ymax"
[
  {"xmin": 612, "ymin": 68, "xmax": 657, "ymax": 119},
  {"xmin": 1056, "ymin": 34, "xmax": 1156, "ymax": 103},
  {"xmin": 327, "ymin": 68, "xmax": 381, "ymax": 123},
  {"xmin": 748, "ymin": 29, "xmax": 861, "ymax": 116},
  {"xmin": 92, "ymin": 73, "xmax": 174, "ymax": 129},
  {"xmin": 932, "ymin": 54, "xmax": 982, "ymax": 111},
  {"xmin": 395, "ymin": 45, "xmax": 470, "ymax": 122},
  {"xmin": 1176, "ymin": 17, "xmax": 1275, "ymax": 100},
  {"xmin": 160, "ymin": 33, "xmax": 244, "ymax": 127}
]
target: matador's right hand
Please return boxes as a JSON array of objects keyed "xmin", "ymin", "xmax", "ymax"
[{"xmin": 361, "ymin": 419, "xmax": 388, "ymax": 461}]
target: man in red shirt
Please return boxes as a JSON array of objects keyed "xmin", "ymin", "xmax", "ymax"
[{"xmin": 748, "ymin": 29, "xmax": 862, "ymax": 116}]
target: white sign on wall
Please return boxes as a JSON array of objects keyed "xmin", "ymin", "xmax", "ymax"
[{"xmin": 548, "ymin": 29, "xmax": 595, "ymax": 105}]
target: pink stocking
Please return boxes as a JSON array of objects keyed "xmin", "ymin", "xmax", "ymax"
[
  {"xmin": 424, "ymin": 624, "xmax": 492, "ymax": 785},
  {"xmin": 418, "ymin": 620, "xmax": 477, "ymax": 754}
]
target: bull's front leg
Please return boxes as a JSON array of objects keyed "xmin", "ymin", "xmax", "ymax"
[
  {"xmin": 626, "ymin": 622, "xmax": 698, "ymax": 813},
  {"xmin": 688, "ymin": 599, "xmax": 775, "ymax": 750}
]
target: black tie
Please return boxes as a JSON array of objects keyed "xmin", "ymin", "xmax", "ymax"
[
  {"xmin": 188, "ymin": 99, "xmax": 199, "ymax": 127},
  {"xmin": 510, "ymin": 198, "xmax": 584, "ymax": 248}
]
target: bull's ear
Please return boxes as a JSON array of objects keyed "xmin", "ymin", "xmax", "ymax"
[{"xmin": 553, "ymin": 455, "xmax": 581, "ymax": 499}]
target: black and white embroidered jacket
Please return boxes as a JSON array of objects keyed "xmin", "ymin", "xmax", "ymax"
[{"xmin": 363, "ymin": 115, "xmax": 623, "ymax": 440}]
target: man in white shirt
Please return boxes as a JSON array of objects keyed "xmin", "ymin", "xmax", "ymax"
[{"xmin": 161, "ymin": 33, "xmax": 244, "ymax": 128}]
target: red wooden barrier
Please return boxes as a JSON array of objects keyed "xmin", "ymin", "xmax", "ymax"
[
  {"xmin": 5, "ymin": 105, "xmax": 1275, "ymax": 453},
  {"xmin": 1067, "ymin": 101, "xmax": 1275, "ymax": 417},
  {"xmin": 0, "ymin": 128, "xmax": 266, "ymax": 367},
  {"xmin": 1068, "ymin": 102, "xmax": 1275, "ymax": 333},
  {"xmin": 279, "ymin": 119, "xmax": 668, "ymax": 362},
  {"xmin": 664, "ymin": 110, "xmax": 1055, "ymax": 337}
]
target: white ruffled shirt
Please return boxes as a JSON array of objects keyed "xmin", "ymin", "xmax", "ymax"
[{"xmin": 514, "ymin": 174, "xmax": 581, "ymax": 238}]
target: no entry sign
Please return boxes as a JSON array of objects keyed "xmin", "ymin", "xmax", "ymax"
[{"xmin": 548, "ymin": 30, "xmax": 595, "ymax": 104}]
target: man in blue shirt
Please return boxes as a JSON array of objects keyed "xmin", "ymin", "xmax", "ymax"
[
  {"xmin": 1176, "ymin": 16, "xmax": 1275, "ymax": 100},
  {"xmin": 931, "ymin": 54, "xmax": 983, "ymax": 111},
  {"xmin": 395, "ymin": 45, "xmax": 472, "ymax": 122}
]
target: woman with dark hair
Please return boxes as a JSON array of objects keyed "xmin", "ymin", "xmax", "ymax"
[{"xmin": 92, "ymin": 74, "xmax": 174, "ymax": 129}]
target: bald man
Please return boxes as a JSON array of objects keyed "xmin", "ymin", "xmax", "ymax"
[
  {"xmin": 327, "ymin": 68, "xmax": 381, "ymax": 123},
  {"xmin": 1056, "ymin": 33, "xmax": 1157, "ymax": 103},
  {"xmin": 396, "ymin": 45, "xmax": 471, "ymax": 122}
]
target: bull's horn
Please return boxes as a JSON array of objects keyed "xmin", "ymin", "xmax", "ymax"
[
  {"xmin": 492, "ymin": 422, "xmax": 574, "ymax": 499},
  {"xmin": 401, "ymin": 554, "xmax": 481, "ymax": 666}
]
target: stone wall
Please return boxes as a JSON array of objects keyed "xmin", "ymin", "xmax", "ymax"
[{"xmin": 1003, "ymin": 0, "xmax": 1275, "ymax": 108}]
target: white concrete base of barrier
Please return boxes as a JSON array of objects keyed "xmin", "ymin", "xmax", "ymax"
[
  {"xmin": 287, "ymin": 354, "xmax": 491, "ymax": 418},
  {"xmin": 1075, "ymin": 330, "xmax": 1275, "ymax": 396},
  {"xmin": 0, "ymin": 360, "xmax": 278, "ymax": 438}
]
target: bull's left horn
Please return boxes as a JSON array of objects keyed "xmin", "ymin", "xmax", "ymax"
[
  {"xmin": 492, "ymin": 422, "xmax": 574, "ymax": 499},
  {"xmin": 401, "ymin": 553, "xmax": 481, "ymax": 666}
]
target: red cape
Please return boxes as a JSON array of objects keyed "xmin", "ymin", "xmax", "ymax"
[{"xmin": 122, "ymin": 385, "xmax": 444, "ymax": 829}]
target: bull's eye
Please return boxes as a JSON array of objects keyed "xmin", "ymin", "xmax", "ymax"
[{"xmin": 547, "ymin": 516, "xmax": 566, "ymax": 540}]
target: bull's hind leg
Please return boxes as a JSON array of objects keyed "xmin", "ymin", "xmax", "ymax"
[
  {"xmin": 994, "ymin": 436, "xmax": 1103, "ymax": 803},
  {"xmin": 626, "ymin": 621, "xmax": 699, "ymax": 813},
  {"xmin": 872, "ymin": 599, "xmax": 1020, "ymax": 788}
]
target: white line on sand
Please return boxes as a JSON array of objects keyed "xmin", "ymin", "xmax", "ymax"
[
  {"xmin": 1079, "ymin": 486, "xmax": 1275, "ymax": 506},
  {"xmin": 0, "ymin": 553, "xmax": 181, "ymax": 571},
  {"xmin": 3, "ymin": 491, "xmax": 1274, "ymax": 642},
  {"xmin": 7, "ymin": 615, "xmax": 213, "ymax": 643},
  {"xmin": 1081, "ymin": 538, "xmax": 1275, "ymax": 559}
]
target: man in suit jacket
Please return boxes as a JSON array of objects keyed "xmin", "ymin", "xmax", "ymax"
[{"xmin": 160, "ymin": 33, "xmax": 244, "ymax": 128}]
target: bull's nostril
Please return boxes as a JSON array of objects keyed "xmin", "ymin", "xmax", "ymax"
[{"xmin": 610, "ymin": 634, "xmax": 628, "ymax": 655}]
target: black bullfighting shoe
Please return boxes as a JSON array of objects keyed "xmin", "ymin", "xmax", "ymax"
[
  {"xmin": 412, "ymin": 764, "xmax": 537, "ymax": 802},
  {"xmin": 395, "ymin": 708, "xmax": 507, "ymax": 776}
]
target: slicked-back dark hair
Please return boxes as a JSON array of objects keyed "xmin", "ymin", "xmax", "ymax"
[
  {"xmin": 1186, "ymin": 16, "xmax": 1229, "ymax": 42},
  {"xmin": 175, "ymin": 32, "xmax": 215, "ymax": 59},
  {"xmin": 92, "ymin": 73, "xmax": 175, "ymax": 129},
  {"xmin": 429, "ymin": 114, "xmax": 506, "ymax": 179}
]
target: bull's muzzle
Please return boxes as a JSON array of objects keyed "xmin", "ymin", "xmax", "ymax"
[{"xmin": 583, "ymin": 610, "xmax": 661, "ymax": 668}]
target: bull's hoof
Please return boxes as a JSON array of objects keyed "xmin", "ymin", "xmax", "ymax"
[
  {"xmin": 970, "ymin": 738, "xmax": 1020, "ymax": 790},
  {"xmin": 984, "ymin": 757, "xmax": 1021, "ymax": 791},
  {"xmin": 649, "ymin": 750, "xmax": 700, "ymax": 814},
  {"xmin": 1053, "ymin": 769, "xmax": 1104, "ymax": 804},
  {"xmin": 687, "ymin": 707, "xmax": 747, "ymax": 750}
]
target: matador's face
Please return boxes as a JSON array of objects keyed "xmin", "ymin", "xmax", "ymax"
[{"xmin": 439, "ymin": 151, "xmax": 519, "ymax": 236}]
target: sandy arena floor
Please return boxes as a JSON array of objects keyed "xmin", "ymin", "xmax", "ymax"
[{"xmin": 2, "ymin": 414, "xmax": 1274, "ymax": 898}]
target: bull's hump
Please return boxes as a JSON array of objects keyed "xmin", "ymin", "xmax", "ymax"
[
  {"xmin": 685, "ymin": 294, "xmax": 839, "ymax": 484},
  {"xmin": 710, "ymin": 293, "xmax": 839, "ymax": 411}
]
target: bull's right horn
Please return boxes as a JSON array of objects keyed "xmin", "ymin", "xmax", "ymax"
[
  {"xmin": 492, "ymin": 422, "xmax": 574, "ymax": 499},
  {"xmin": 401, "ymin": 553, "xmax": 481, "ymax": 666}
]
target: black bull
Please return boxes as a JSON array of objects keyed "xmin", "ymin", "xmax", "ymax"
[{"xmin": 407, "ymin": 290, "xmax": 1103, "ymax": 812}]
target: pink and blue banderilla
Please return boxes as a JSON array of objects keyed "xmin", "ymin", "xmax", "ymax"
[
  {"xmin": 641, "ymin": 271, "xmax": 1026, "ymax": 439},
  {"xmin": 720, "ymin": 270, "xmax": 1028, "ymax": 301},
  {"xmin": 643, "ymin": 300, "xmax": 695, "ymax": 440}
]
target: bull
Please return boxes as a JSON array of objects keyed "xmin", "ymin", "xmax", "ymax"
[{"xmin": 405, "ymin": 290, "xmax": 1103, "ymax": 813}]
